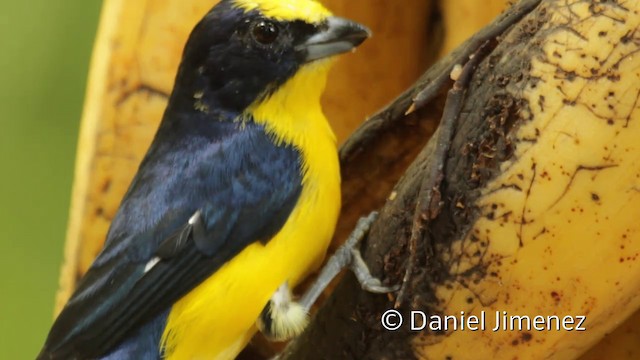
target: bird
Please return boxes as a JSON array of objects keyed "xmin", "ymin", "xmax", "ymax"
[{"xmin": 37, "ymin": 0, "xmax": 371, "ymax": 359}]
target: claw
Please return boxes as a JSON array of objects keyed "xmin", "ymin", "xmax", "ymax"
[{"xmin": 298, "ymin": 212, "xmax": 396, "ymax": 313}]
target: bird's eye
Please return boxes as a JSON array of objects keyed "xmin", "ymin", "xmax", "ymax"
[{"xmin": 252, "ymin": 21, "xmax": 279, "ymax": 45}]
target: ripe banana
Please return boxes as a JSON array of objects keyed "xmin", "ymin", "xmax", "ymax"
[{"xmin": 415, "ymin": 0, "xmax": 640, "ymax": 359}]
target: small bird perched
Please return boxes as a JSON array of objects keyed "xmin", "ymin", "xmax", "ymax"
[{"xmin": 38, "ymin": 0, "xmax": 374, "ymax": 359}]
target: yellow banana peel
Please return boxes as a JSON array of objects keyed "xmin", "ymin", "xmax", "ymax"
[{"xmin": 418, "ymin": 1, "xmax": 640, "ymax": 359}]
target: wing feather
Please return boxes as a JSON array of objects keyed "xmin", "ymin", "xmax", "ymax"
[{"xmin": 39, "ymin": 121, "xmax": 303, "ymax": 359}]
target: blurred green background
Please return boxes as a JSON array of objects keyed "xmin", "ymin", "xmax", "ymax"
[{"xmin": 0, "ymin": 1, "xmax": 102, "ymax": 358}]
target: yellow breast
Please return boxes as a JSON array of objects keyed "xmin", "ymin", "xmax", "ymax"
[{"xmin": 161, "ymin": 61, "xmax": 341, "ymax": 360}]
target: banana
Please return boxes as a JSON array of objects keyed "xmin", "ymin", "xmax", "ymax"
[
  {"xmin": 414, "ymin": 0, "xmax": 640, "ymax": 359},
  {"xmin": 431, "ymin": 0, "xmax": 640, "ymax": 358}
]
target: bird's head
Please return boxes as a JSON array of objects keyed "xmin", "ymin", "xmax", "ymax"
[{"xmin": 170, "ymin": 0, "xmax": 370, "ymax": 118}]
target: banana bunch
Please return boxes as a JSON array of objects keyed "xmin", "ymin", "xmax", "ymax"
[
  {"xmin": 58, "ymin": 0, "xmax": 640, "ymax": 359},
  {"xmin": 412, "ymin": 0, "xmax": 640, "ymax": 359}
]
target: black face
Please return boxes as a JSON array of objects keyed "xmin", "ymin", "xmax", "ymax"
[{"xmin": 170, "ymin": 1, "xmax": 322, "ymax": 115}]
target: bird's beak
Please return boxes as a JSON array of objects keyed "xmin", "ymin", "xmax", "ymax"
[{"xmin": 297, "ymin": 17, "xmax": 371, "ymax": 63}]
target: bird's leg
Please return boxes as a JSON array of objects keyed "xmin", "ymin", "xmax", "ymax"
[
  {"xmin": 257, "ymin": 212, "xmax": 397, "ymax": 341},
  {"xmin": 298, "ymin": 211, "xmax": 398, "ymax": 312}
]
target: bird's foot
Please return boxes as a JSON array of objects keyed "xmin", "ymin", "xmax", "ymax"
[
  {"xmin": 258, "ymin": 212, "xmax": 397, "ymax": 342},
  {"xmin": 298, "ymin": 212, "xmax": 398, "ymax": 312}
]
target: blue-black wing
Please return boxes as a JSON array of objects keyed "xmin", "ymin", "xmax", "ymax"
[{"xmin": 39, "ymin": 120, "xmax": 303, "ymax": 359}]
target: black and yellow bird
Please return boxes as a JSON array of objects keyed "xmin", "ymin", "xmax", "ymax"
[{"xmin": 38, "ymin": 0, "xmax": 371, "ymax": 359}]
